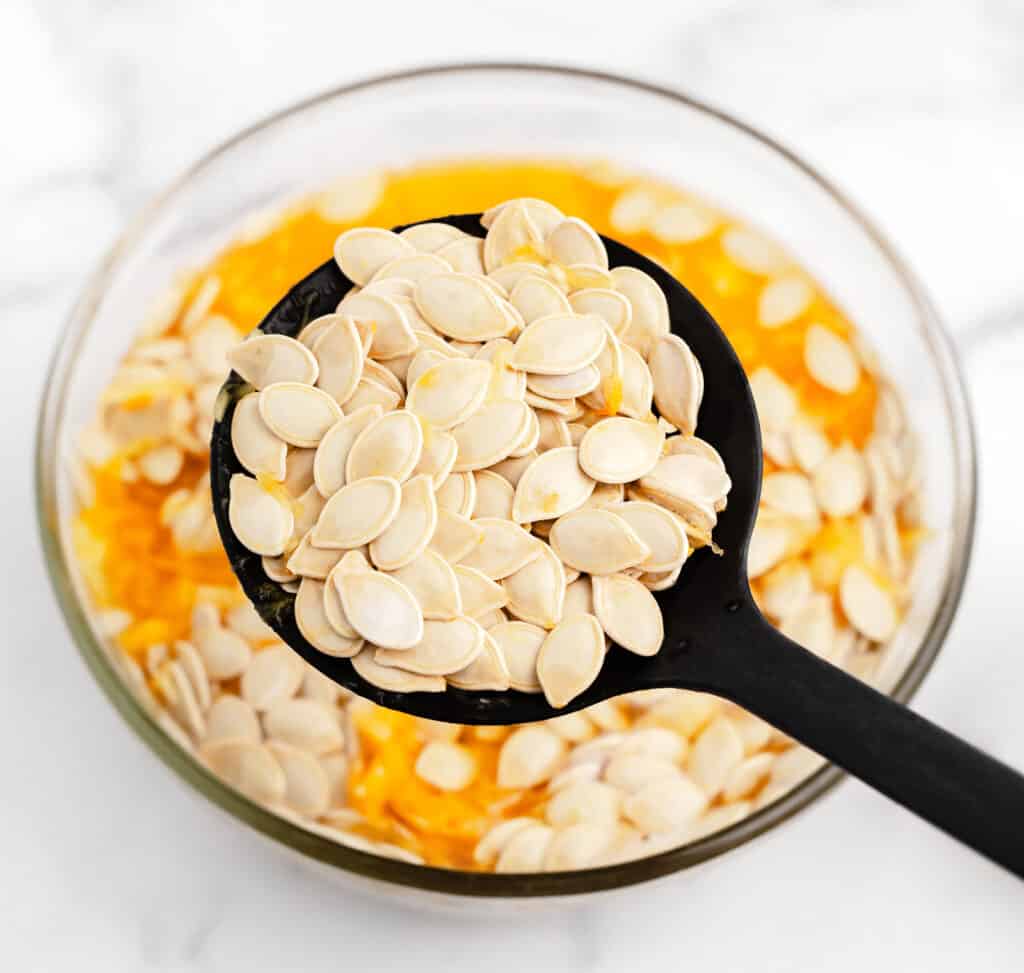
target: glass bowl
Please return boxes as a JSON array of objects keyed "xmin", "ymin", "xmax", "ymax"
[{"xmin": 36, "ymin": 64, "xmax": 976, "ymax": 901}]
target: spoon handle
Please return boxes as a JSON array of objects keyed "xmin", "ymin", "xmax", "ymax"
[{"xmin": 701, "ymin": 607, "xmax": 1024, "ymax": 877}]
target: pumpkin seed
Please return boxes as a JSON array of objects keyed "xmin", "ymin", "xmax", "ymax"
[
  {"xmin": 343, "ymin": 378, "xmax": 400, "ymax": 413},
  {"xmin": 580, "ymin": 325, "xmax": 625, "ymax": 414},
  {"xmin": 592, "ymin": 573, "xmax": 664, "ymax": 656},
  {"xmin": 406, "ymin": 349, "xmax": 449, "ymax": 391},
  {"xmin": 399, "ymin": 221, "xmax": 467, "ymax": 252},
  {"xmin": 758, "ymin": 276, "xmax": 812, "ymax": 328},
  {"xmin": 283, "ymin": 447, "xmax": 317, "ymax": 495},
  {"xmin": 228, "ymin": 333, "xmax": 319, "ymax": 389},
  {"xmin": 361, "ymin": 358, "xmax": 405, "ymax": 400},
  {"xmin": 544, "ymin": 822, "xmax": 616, "ymax": 870},
  {"xmin": 568, "ymin": 288, "xmax": 631, "ymax": 337},
  {"xmin": 368, "ymin": 474, "xmax": 438, "ymax": 571},
  {"xmin": 641, "ymin": 453, "xmax": 731, "ymax": 512},
  {"xmin": 289, "ymin": 483, "xmax": 327, "ymax": 545},
  {"xmin": 194, "ymin": 623, "xmax": 252, "ymax": 680},
  {"xmin": 428, "ymin": 507, "xmax": 483, "ymax": 563},
  {"xmin": 322, "ymin": 563, "xmax": 361, "ymax": 640},
  {"xmin": 351, "ymin": 648, "xmax": 445, "ymax": 693},
  {"xmin": 814, "ymin": 442, "xmax": 867, "ymax": 517},
  {"xmin": 205, "ymin": 694, "xmax": 261, "ymax": 745},
  {"xmin": 375, "ymin": 616, "xmax": 485, "ymax": 676},
  {"xmin": 389, "ymin": 549, "xmax": 463, "ymax": 620},
  {"xmin": 411, "ymin": 426, "xmax": 458, "ymax": 488},
  {"xmin": 298, "ymin": 313, "xmax": 337, "ymax": 351},
  {"xmin": 721, "ymin": 226, "xmax": 789, "ymax": 275},
  {"xmin": 609, "ymin": 501, "xmax": 688, "ymax": 573},
  {"xmin": 415, "ymin": 273, "xmax": 511, "ymax": 342},
  {"xmin": 690, "ymin": 717, "xmax": 744, "ymax": 798},
  {"xmin": 451, "ymin": 399, "xmax": 532, "ymax": 471},
  {"xmin": 426, "ymin": 473, "xmax": 470, "ymax": 520},
  {"xmin": 509, "ymin": 274, "xmax": 572, "ymax": 324},
  {"xmin": 460, "ymin": 518, "xmax": 543, "ymax": 580},
  {"xmin": 550, "ymin": 508, "xmax": 650, "ymax": 575},
  {"xmin": 475, "ymin": 608, "xmax": 509, "ymax": 631},
  {"xmin": 435, "ymin": 236, "xmax": 486, "ymax": 275},
  {"xmin": 334, "ymin": 227, "xmax": 414, "ymax": 285},
  {"xmin": 560, "ymin": 263, "xmax": 611, "ymax": 291},
  {"xmin": 481, "ymin": 197, "xmax": 564, "ymax": 234},
  {"xmin": 308, "ymin": 314, "xmax": 364, "ymax": 406},
  {"xmin": 546, "ymin": 217, "xmax": 608, "ymax": 269},
  {"xmin": 369, "ymin": 252, "xmax": 451, "ymax": 285},
  {"xmin": 648, "ymin": 334, "xmax": 703, "ymax": 436},
  {"xmin": 489, "ymin": 450, "xmax": 537, "ymax": 487},
  {"xmin": 312, "ymin": 404, "xmax": 384, "ymax": 498},
  {"xmin": 509, "ymin": 406, "xmax": 541, "ymax": 457},
  {"xmin": 286, "ymin": 530, "xmax": 344, "ymax": 579},
  {"xmin": 610, "ymin": 266, "xmax": 670, "ymax": 358},
  {"xmin": 622, "ymin": 775, "xmax": 707, "ymax": 833},
  {"xmin": 264, "ymin": 697, "xmax": 344, "ymax": 755},
  {"xmin": 537, "ymin": 613, "xmax": 605, "ymax": 708},
  {"xmin": 475, "ymin": 338, "xmax": 527, "ymax": 402},
  {"xmin": 258, "ymin": 382, "xmax": 342, "ymax": 448},
  {"xmin": 511, "ymin": 313, "xmax": 606, "ymax": 375},
  {"xmin": 407, "ymin": 357, "xmax": 492, "ymax": 429},
  {"xmin": 613, "ymin": 343, "xmax": 653, "ymax": 419},
  {"xmin": 762, "ymin": 471, "xmax": 820, "ymax": 522},
  {"xmin": 311, "ymin": 476, "xmax": 402, "ymax": 549},
  {"xmin": 495, "ymin": 824, "xmax": 555, "ymax": 873},
  {"xmin": 200, "ymin": 740, "xmax": 286, "ymax": 804},
  {"xmin": 578, "ymin": 417, "xmax": 663, "ymax": 484},
  {"xmin": 447, "ymin": 631, "xmax": 511, "ymax": 692},
  {"xmin": 364, "ymin": 277, "xmax": 416, "ymax": 300},
  {"xmin": 414, "ymin": 740, "xmax": 478, "ymax": 791},
  {"xmin": 804, "ymin": 324, "xmax": 860, "ymax": 394},
  {"xmin": 240, "ymin": 643, "xmax": 305, "ymax": 710},
  {"xmin": 526, "ymin": 364, "xmax": 601, "ymax": 400},
  {"xmin": 228, "ymin": 474, "xmax": 293, "ymax": 556},
  {"xmin": 231, "ymin": 393, "xmax": 287, "ymax": 480},
  {"xmin": 780, "ymin": 591, "xmax": 836, "ymax": 661},
  {"xmin": 512, "ymin": 446, "xmax": 595, "ymax": 523},
  {"xmin": 268, "ymin": 741, "xmax": 331, "ymax": 817},
  {"xmin": 523, "ymin": 390, "xmax": 577, "ymax": 417},
  {"xmin": 747, "ymin": 520, "xmax": 792, "ymax": 579},
  {"xmin": 487, "ymin": 261, "xmax": 550, "ymax": 292},
  {"xmin": 337, "ymin": 569, "xmax": 424, "ymax": 650},
  {"xmin": 536, "ymin": 412, "xmax": 572, "ymax": 451},
  {"xmin": 497, "ymin": 725, "xmax": 565, "ymax": 788},
  {"xmin": 503, "ymin": 541, "xmax": 566, "ymax": 629},
  {"xmin": 489, "ymin": 621, "xmax": 546, "ymax": 693},
  {"xmin": 562, "ymin": 576, "xmax": 594, "ymax": 618},
  {"xmin": 484, "ymin": 200, "xmax": 545, "ymax": 272},
  {"xmin": 296, "ymin": 577, "xmax": 363, "ymax": 657},
  {"xmin": 340, "ymin": 292, "xmax": 418, "ymax": 360},
  {"xmin": 839, "ymin": 565, "xmax": 897, "ymax": 642},
  {"xmin": 345, "ymin": 409, "xmax": 423, "ymax": 483},
  {"xmin": 749, "ymin": 366, "xmax": 797, "ymax": 432},
  {"xmin": 454, "ymin": 564, "xmax": 509, "ymax": 618},
  {"xmin": 469, "ymin": 469, "xmax": 514, "ymax": 521},
  {"xmin": 604, "ymin": 752, "xmax": 681, "ymax": 793}
]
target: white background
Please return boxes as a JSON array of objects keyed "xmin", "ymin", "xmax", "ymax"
[{"xmin": 3, "ymin": 0, "xmax": 1024, "ymax": 968}]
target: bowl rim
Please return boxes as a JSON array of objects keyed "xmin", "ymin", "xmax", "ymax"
[{"xmin": 35, "ymin": 61, "xmax": 978, "ymax": 898}]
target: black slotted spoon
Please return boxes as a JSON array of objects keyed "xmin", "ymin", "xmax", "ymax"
[{"xmin": 210, "ymin": 213, "xmax": 1024, "ymax": 877}]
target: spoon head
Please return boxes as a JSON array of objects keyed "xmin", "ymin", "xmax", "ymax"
[{"xmin": 210, "ymin": 213, "xmax": 762, "ymax": 724}]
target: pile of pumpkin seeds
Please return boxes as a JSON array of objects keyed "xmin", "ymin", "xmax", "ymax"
[
  {"xmin": 226, "ymin": 199, "xmax": 730, "ymax": 707},
  {"xmin": 72, "ymin": 167, "xmax": 924, "ymax": 873}
]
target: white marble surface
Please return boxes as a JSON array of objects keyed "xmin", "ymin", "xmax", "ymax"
[{"xmin": 3, "ymin": 0, "xmax": 1024, "ymax": 968}]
